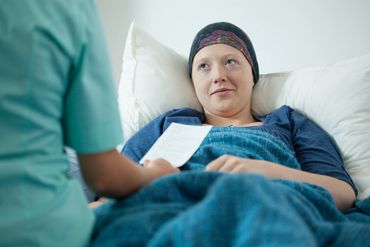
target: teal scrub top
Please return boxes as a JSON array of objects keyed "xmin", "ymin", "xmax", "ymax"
[{"xmin": 0, "ymin": 0, "xmax": 123, "ymax": 246}]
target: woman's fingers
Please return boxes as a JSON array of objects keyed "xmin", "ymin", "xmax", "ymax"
[
  {"xmin": 206, "ymin": 155, "xmax": 241, "ymax": 171},
  {"xmin": 206, "ymin": 155, "xmax": 258, "ymax": 173},
  {"xmin": 205, "ymin": 155, "xmax": 228, "ymax": 171}
]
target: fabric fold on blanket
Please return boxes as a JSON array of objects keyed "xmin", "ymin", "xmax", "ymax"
[{"xmin": 91, "ymin": 172, "xmax": 370, "ymax": 247}]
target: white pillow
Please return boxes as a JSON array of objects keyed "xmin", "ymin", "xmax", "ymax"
[
  {"xmin": 118, "ymin": 21, "xmax": 370, "ymax": 199},
  {"xmin": 118, "ymin": 21, "xmax": 201, "ymax": 142},
  {"xmin": 252, "ymin": 56, "xmax": 370, "ymax": 200}
]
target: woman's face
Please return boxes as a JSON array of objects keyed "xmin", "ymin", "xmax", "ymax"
[{"xmin": 191, "ymin": 44, "xmax": 254, "ymax": 118}]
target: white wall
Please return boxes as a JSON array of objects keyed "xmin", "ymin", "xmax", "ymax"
[{"xmin": 97, "ymin": 0, "xmax": 370, "ymax": 84}]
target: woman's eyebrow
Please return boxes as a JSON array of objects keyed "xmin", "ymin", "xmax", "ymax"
[
  {"xmin": 194, "ymin": 52, "xmax": 242, "ymax": 66},
  {"xmin": 222, "ymin": 52, "xmax": 243, "ymax": 59},
  {"xmin": 193, "ymin": 57, "xmax": 209, "ymax": 65}
]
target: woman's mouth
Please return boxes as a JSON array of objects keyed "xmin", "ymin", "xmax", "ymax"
[{"xmin": 211, "ymin": 88, "xmax": 234, "ymax": 96}]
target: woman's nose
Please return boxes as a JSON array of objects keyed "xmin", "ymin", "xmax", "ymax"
[{"xmin": 212, "ymin": 66, "xmax": 227, "ymax": 84}]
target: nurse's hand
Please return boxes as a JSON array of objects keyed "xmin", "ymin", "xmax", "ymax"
[
  {"xmin": 142, "ymin": 158, "xmax": 180, "ymax": 182},
  {"xmin": 79, "ymin": 150, "xmax": 179, "ymax": 199}
]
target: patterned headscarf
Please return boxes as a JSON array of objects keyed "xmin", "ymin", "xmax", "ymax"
[{"xmin": 189, "ymin": 22, "xmax": 259, "ymax": 83}]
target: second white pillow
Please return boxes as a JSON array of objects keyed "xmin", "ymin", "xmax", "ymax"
[{"xmin": 118, "ymin": 22, "xmax": 202, "ymax": 142}]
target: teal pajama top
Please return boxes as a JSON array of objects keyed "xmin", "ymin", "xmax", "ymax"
[{"xmin": 0, "ymin": 0, "xmax": 123, "ymax": 246}]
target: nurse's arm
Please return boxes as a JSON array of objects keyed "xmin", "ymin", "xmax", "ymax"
[{"xmin": 78, "ymin": 150, "xmax": 179, "ymax": 198}]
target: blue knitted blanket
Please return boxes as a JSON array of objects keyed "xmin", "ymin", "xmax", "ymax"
[
  {"xmin": 182, "ymin": 127, "xmax": 300, "ymax": 171},
  {"xmin": 92, "ymin": 172, "xmax": 370, "ymax": 246},
  {"xmin": 91, "ymin": 128, "xmax": 370, "ymax": 246}
]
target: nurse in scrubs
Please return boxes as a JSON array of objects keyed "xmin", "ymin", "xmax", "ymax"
[{"xmin": 0, "ymin": 1, "xmax": 178, "ymax": 246}]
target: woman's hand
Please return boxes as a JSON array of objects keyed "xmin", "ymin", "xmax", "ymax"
[
  {"xmin": 205, "ymin": 155, "xmax": 356, "ymax": 211},
  {"xmin": 205, "ymin": 155, "xmax": 275, "ymax": 177}
]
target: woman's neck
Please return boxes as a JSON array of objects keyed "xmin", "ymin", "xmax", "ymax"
[{"xmin": 204, "ymin": 109, "xmax": 260, "ymax": 127}]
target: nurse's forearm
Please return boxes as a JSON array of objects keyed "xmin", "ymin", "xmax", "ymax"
[{"xmin": 78, "ymin": 150, "xmax": 177, "ymax": 198}]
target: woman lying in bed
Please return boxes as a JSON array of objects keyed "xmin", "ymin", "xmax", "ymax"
[
  {"xmin": 121, "ymin": 21, "xmax": 356, "ymax": 211},
  {"xmin": 91, "ymin": 22, "xmax": 369, "ymax": 246}
]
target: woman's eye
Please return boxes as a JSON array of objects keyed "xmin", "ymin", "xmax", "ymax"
[
  {"xmin": 226, "ymin": 59, "xmax": 236, "ymax": 65},
  {"xmin": 199, "ymin": 63, "xmax": 209, "ymax": 71}
]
